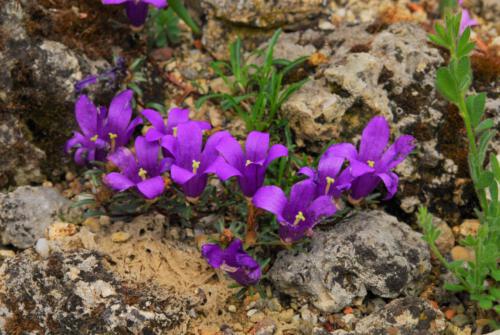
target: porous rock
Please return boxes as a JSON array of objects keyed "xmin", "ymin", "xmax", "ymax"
[
  {"xmin": 269, "ymin": 210, "xmax": 431, "ymax": 313},
  {"xmin": 202, "ymin": 0, "xmax": 325, "ymax": 28},
  {"xmin": 0, "ymin": 249, "xmax": 191, "ymax": 334},
  {"xmin": 0, "ymin": 186, "xmax": 69, "ymax": 249},
  {"xmin": 354, "ymin": 297, "xmax": 446, "ymax": 334}
]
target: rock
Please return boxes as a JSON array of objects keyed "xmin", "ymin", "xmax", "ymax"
[
  {"xmin": 0, "ymin": 186, "xmax": 69, "ymax": 249},
  {"xmin": 278, "ymin": 309, "xmax": 295, "ymax": 323},
  {"xmin": 254, "ymin": 317, "xmax": 277, "ymax": 335},
  {"xmin": 458, "ymin": 219, "xmax": 480, "ymax": 237},
  {"xmin": 354, "ymin": 297, "xmax": 446, "ymax": 335},
  {"xmin": 111, "ymin": 231, "xmax": 131, "ymax": 243},
  {"xmin": 202, "ymin": 0, "xmax": 325, "ymax": 28},
  {"xmin": 0, "ymin": 114, "xmax": 45, "ymax": 187},
  {"xmin": 451, "ymin": 314, "xmax": 470, "ymax": 327},
  {"xmin": 0, "ymin": 0, "xmax": 116, "ymax": 186},
  {"xmin": 227, "ymin": 305, "xmax": 237, "ymax": 313},
  {"xmin": 451, "ymin": 246, "xmax": 475, "ymax": 262},
  {"xmin": 0, "ymin": 249, "xmax": 15, "ymax": 258},
  {"xmin": 35, "ymin": 238, "xmax": 50, "ymax": 258},
  {"xmin": 269, "ymin": 210, "xmax": 431, "ymax": 312},
  {"xmin": 47, "ymin": 221, "xmax": 78, "ymax": 240},
  {"xmin": 0, "ymin": 249, "xmax": 191, "ymax": 334},
  {"xmin": 433, "ymin": 216, "xmax": 455, "ymax": 254}
]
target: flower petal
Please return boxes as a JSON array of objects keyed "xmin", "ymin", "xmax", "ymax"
[
  {"xmin": 108, "ymin": 147, "xmax": 138, "ymax": 180},
  {"xmin": 298, "ymin": 166, "xmax": 316, "ymax": 179},
  {"xmin": 264, "ymin": 144, "xmax": 288, "ymax": 167},
  {"xmin": 170, "ymin": 164, "xmax": 195, "ymax": 185},
  {"xmin": 201, "ymin": 243, "xmax": 224, "ymax": 269},
  {"xmin": 125, "ymin": 2, "xmax": 149, "ymax": 27},
  {"xmin": 119, "ymin": 116, "xmax": 142, "ymax": 148},
  {"xmin": 201, "ymin": 130, "xmax": 232, "ymax": 171},
  {"xmin": 216, "ymin": 135, "xmax": 245, "ymax": 171},
  {"xmin": 318, "ymin": 155, "xmax": 344, "ymax": 179},
  {"xmin": 75, "ymin": 95, "xmax": 98, "ymax": 136},
  {"xmin": 253, "ymin": 186, "xmax": 287, "ymax": 221},
  {"xmin": 377, "ymin": 172, "xmax": 399, "ymax": 200},
  {"xmin": 245, "ymin": 131, "xmax": 269, "ymax": 164},
  {"xmin": 205, "ymin": 157, "xmax": 243, "ymax": 181},
  {"xmin": 324, "ymin": 143, "xmax": 358, "ymax": 160},
  {"xmin": 65, "ymin": 132, "xmax": 86, "ymax": 153},
  {"xmin": 378, "ymin": 135, "xmax": 415, "ymax": 171},
  {"xmin": 104, "ymin": 172, "xmax": 135, "ymax": 192},
  {"xmin": 136, "ymin": 176, "xmax": 165, "ymax": 199},
  {"xmin": 135, "ymin": 136, "xmax": 160, "ymax": 174},
  {"xmin": 308, "ymin": 195, "xmax": 336, "ymax": 221},
  {"xmin": 142, "ymin": 109, "xmax": 167, "ymax": 134},
  {"xmin": 166, "ymin": 107, "xmax": 190, "ymax": 133},
  {"xmin": 143, "ymin": 0, "xmax": 168, "ymax": 8},
  {"xmin": 175, "ymin": 123, "xmax": 203, "ymax": 169},
  {"xmin": 349, "ymin": 159, "xmax": 374, "ymax": 177},
  {"xmin": 107, "ymin": 89, "xmax": 133, "ymax": 136},
  {"xmin": 359, "ymin": 116, "xmax": 390, "ymax": 161},
  {"xmin": 286, "ymin": 179, "xmax": 317, "ymax": 219},
  {"xmin": 350, "ymin": 174, "xmax": 380, "ymax": 199}
]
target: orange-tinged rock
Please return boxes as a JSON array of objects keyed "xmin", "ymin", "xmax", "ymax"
[{"xmin": 451, "ymin": 246, "xmax": 475, "ymax": 262}]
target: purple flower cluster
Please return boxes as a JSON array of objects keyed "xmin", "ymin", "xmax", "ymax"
[
  {"xmin": 253, "ymin": 116, "xmax": 415, "ymax": 244},
  {"xmin": 66, "ymin": 91, "xmax": 414, "ymax": 287},
  {"xmin": 65, "ymin": 90, "xmax": 142, "ymax": 165},
  {"xmin": 102, "ymin": 0, "xmax": 168, "ymax": 27}
]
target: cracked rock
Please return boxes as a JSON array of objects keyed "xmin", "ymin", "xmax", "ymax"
[
  {"xmin": 269, "ymin": 210, "xmax": 431, "ymax": 313},
  {"xmin": 0, "ymin": 186, "xmax": 69, "ymax": 249},
  {"xmin": 0, "ymin": 249, "xmax": 191, "ymax": 334}
]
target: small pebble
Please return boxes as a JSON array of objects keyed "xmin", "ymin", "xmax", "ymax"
[
  {"xmin": 48, "ymin": 221, "xmax": 77, "ymax": 240},
  {"xmin": 451, "ymin": 246, "xmax": 475, "ymax": 262},
  {"xmin": 185, "ymin": 228, "xmax": 194, "ymax": 238},
  {"xmin": 82, "ymin": 217, "xmax": 101, "ymax": 232},
  {"xmin": 249, "ymin": 311, "xmax": 265, "ymax": 323},
  {"xmin": 99, "ymin": 215, "xmax": 111, "ymax": 226},
  {"xmin": 227, "ymin": 305, "xmax": 237, "ymax": 313},
  {"xmin": 247, "ymin": 308, "xmax": 259, "ymax": 317},
  {"xmin": 169, "ymin": 227, "xmax": 181, "ymax": 240},
  {"xmin": 111, "ymin": 232, "xmax": 131, "ymax": 243},
  {"xmin": 278, "ymin": 309, "xmax": 295, "ymax": 323},
  {"xmin": 35, "ymin": 238, "xmax": 50, "ymax": 258},
  {"xmin": 65, "ymin": 171, "xmax": 76, "ymax": 181},
  {"xmin": 459, "ymin": 219, "xmax": 480, "ymax": 237},
  {"xmin": 0, "ymin": 249, "xmax": 16, "ymax": 258}
]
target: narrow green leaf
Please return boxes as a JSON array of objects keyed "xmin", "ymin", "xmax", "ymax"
[
  {"xmin": 475, "ymin": 119, "xmax": 495, "ymax": 133},
  {"xmin": 491, "ymin": 154, "xmax": 500, "ymax": 181},
  {"xmin": 477, "ymin": 171, "xmax": 495, "ymax": 189},
  {"xmin": 168, "ymin": 0, "xmax": 201, "ymax": 34},
  {"xmin": 444, "ymin": 283, "xmax": 466, "ymax": 292},
  {"xmin": 428, "ymin": 34, "xmax": 448, "ymax": 48},
  {"xmin": 467, "ymin": 93, "xmax": 486, "ymax": 127}
]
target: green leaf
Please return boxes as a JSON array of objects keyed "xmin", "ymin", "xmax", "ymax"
[
  {"xmin": 168, "ymin": 0, "xmax": 201, "ymax": 34},
  {"xmin": 492, "ymin": 154, "xmax": 500, "ymax": 181},
  {"xmin": 477, "ymin": 172, "xmax": 495, "ymax": 189},
  {"xmin": 444, "ymin": 283, "xmax": 466, "ymax": 292},
  {"xmin": 476, "ymin": 119, "xmax": 495, "ymax": 133},
  {"xmin": 453, "ymin": 57, "xmax": 472, "ymax": 91},
  {"xmin": 467, "ymin": 93, "xmax": 486, "ymax": 127},
  {"xmin": 478, "ymin": 297, "xmax": 494, "ymax": 310},
  {"xmin": 436, "ymin": 67, "xmax": 460, "ymax": 103},
  {"xmin": 492, "ymin": 269, "xmax": 500, "ymax": 281},
  {"xmin": 428, "ymin": 34, "xmax": 448, "ymax": 49}
]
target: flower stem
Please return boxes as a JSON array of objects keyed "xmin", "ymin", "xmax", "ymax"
[{"xmin": 245, "ymin": 200, "xmax": 258, "ymax": 247}]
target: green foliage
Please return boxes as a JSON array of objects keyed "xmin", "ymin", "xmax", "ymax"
[
  {"xmin": 196, "ymin": 29, "xmax": 309, "ymax": 133},
  {"xmin": 148, "ymin": 8, "xmax": 181, "ymax": 48},
  {"xmin": 422, "ymin": 12, "xmax": 499, "ymax": 314},
  {"xmin": 167, "ymin": 0, "xmax": 200, "ymax": 35}
]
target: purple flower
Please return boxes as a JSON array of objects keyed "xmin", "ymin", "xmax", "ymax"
[
  {"xmin": 102, "ymin": 0, "xmax": 168, "ymax": 27},
  {"xmin": 298, "ymin": 144, "xmax": 353, "ymax": 198},
  {"xmin": 326, "ymin": 116, "xmax": 415, "ymax": 200},
  {"xmin": 65, "ymin": 90, "xmax": 142, "ymax": 165},
  {"xmin": 161, "ymin": 123, "xmax": 230, "ymax": 198},
  {"xmin": 201, "ymin": 239, "xmax": 261, "ymax": 286},
  {"xmin": 104, "ymin": 136, "xmax": 171, "ymax": 199},
  {"xmin": 209, "ymin": 132, "xmax": 288, "ymax": 198},
  {"xmin": 459, "ymin": 8, "xmax": 478, "ymax": 34},
  {"xmin": 253, "ymin": 179, "xmax": 336, "ymax": 244},
  {"xmin": 142, "ymin": 107, "xmax": 211, "ymax": 143}
]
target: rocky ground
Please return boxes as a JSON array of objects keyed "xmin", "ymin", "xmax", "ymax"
[{"xmin": 0, "ymin": 0, "xmax": 499, "ymax": 334}]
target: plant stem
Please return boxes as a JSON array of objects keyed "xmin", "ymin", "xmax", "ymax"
[{"xmin": 245, "ymin": 200, "xmax": 258, "ymax": 247}]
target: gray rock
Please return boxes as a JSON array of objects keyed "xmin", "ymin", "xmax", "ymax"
[
  {"xmin": 269, "ymin": 210, "xmax": 431, "ymax": 313},
  {"xmin": 202, "ymin": 0, "xmax": 325, "ymax": 28},
  {"xmin": 0, "ymin": 0, "xmax": 114, "ymax": 187},
  {"xmin": 0, "ymin": 249, "xmax": 191, "ymax": 334},
  {"xmin": 0, "ymin": 186, "xmax": 69, "ymax": 249},
  {"xmin": 0, "ymin": 114, "xmax": 45, "ymax": 187},
  {"xmin": 354, "ymin": 297, "xmax": 446, "ymax": 335}
]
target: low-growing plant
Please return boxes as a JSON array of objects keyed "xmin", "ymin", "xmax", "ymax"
[
  {"xmin": 195, "ymin": 29, "xmax": 309, "ymax": 133},
  {"xmin": 66, "ymin": 87, "xmax": 415, "ymax": 291},
  {"xmin": 420, "ymin": 10, "xmax": 499, "ymax": 314}
]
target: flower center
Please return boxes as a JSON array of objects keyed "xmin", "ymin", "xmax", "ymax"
[
  {"xmin": 138, "ymin": 168, "xmax": 148, "ymax": 180},
  {"xmin": 293, "ymin": 211, "xmax": 306, "ymax": 226},
  {"xmin": 90, "ymin": 134, "xmax": 99, "ymax": 142},
  {"xmin": 367, "ymin": 160, "xmax": 375, "ymax": 168},
  {"xmin": 245, "ymin": 159, "xmax": 252, "ymax": 167},
  {"xmin": 172, "ymin": 127, "xmax": 178, "ymax": 137},
  {"xmin": 325, "ymin": 176, "xmax": 335, "ymax": 195},
  {"xmin": 109, "ymin": 132, "xmax": 118, "ymax": 151},
  {"xmin": 192, "ymin": 160, "xmax": 201, "ymax": 174}
]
